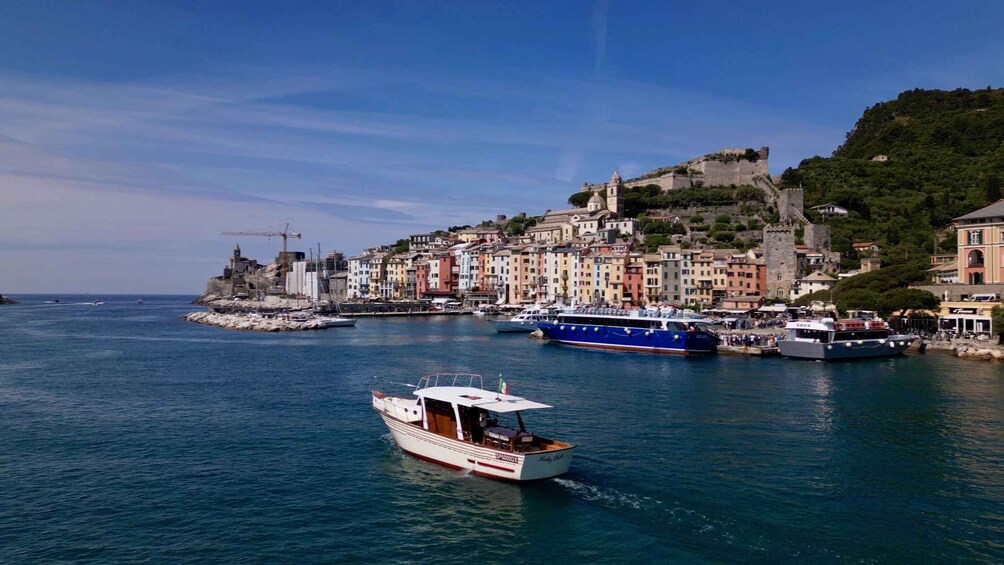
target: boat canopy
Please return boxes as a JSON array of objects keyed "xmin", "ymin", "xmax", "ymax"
[{"xmin": 415, "ymin": 386, "xmax": 552, "ymax": 413}]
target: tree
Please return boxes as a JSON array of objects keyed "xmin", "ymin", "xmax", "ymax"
[
  {"xmin": 391, "ymin": 238, "xmax": 410, "ymax": 253},
  {"xmin": 992, "ymin": 306, "xmax": 1004, "ymax": 344},
  {"xmin": 568, "ymin": 191, "xmax": 592, "ymax": 208},
  {"xmin": 877, "ymin": 288, "xmax": 940, "ymax": 318},
  {"xmin": 834, "ymin": 288, "xmax": 882, "ymax": 313}
]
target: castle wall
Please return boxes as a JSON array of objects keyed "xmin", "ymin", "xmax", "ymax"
[
  {"xmin": 693, "ymin": 158, "xmax": 768, "ymax": 188},
  {"xmin": 586, "ymin": 147, "xmax": 770, "ymax": 193},
  {"xmin": 778, "ymin": 189, "xmax": 804, "ymax": 223},
  {"xmin": 804, "ymin": 224, "xmax": 831, "ymax": 252},
  {"xmin": 623, "ymin": 174, "xmax": 692, "ymax": 191}
]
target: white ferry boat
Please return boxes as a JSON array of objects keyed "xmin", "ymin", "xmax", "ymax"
[
  {"xmin": 779, "ymin": 318, "xmax": 915, "ymax": 360},
  {"xmin": 492, "ymin": 306, "xmax": 556, "ymax": 333},
  {"xmin": 372, "ymin": 374, "xmax": 574, "ymax": 481}
]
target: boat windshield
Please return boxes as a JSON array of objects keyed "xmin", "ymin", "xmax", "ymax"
[
  {"xmin": 833, "ymin": 330, "xmax": 889, "ymax": 341},
  {"xmin": 793, "ymin": 329, "xmax": 831, "ymax": 342},
  {"xmin": 416, "ymin": 373, "xmax": 484, "ymax": 390}
]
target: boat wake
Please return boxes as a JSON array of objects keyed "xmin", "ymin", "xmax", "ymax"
[
  {"xmin": 0, "ymin": 360, "xmax": 47, "ymax": 372},
  {"xmin": 552, "ymin": 478, "xmax": 657, "ymax": 511},
  {"xmin": 551, "ymin": 477, "xmax": 841, "ymax": 558}
]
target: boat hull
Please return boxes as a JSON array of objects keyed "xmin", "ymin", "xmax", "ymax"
[
  {"xmin": 537, "ymin": 322, "xmax": 717, "ymax": 355},
  {"xmin": 376, "ymin": 411, "xmax": 573, "ymax": 481},
  {"xmin": 779, "ymin": 335, "xmax": 915, "ymax": 360},
  {"xmin": 320, "ymin": 317, "xmax": 356, "ymax": 327},
  {"xmin": 492, "ymin": 320, "xmax": 541, "ymax": 333}
]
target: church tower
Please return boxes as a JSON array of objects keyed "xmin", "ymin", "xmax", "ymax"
[{"xmin": 606, "ymin": 170, "xmax": 623, "ymax": 217}]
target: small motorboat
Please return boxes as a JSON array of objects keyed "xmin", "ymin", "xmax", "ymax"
[
  {"xmin": 373, "ymin": 373, "xmax": 574, "ymax": 481},
  {"xmin": 492, "ymin": 306, "xmax": 556, "ymax": 333},
  {"xmin": 316, "ymin": 315, "xmax": 356, "ymax": 327}
]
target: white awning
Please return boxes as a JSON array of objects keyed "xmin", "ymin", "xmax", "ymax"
[
  {"xmin": 416, "ymin": 386, "xmax": 552, "ymax": 412},
  {"xmin": 758, "ymin": 304, "xmax": 788, "ymax": 313}
]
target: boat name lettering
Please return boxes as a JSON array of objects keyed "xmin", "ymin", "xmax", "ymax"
[
  {"xmin": 495, "ymin": 453, "xmax": 519, "ymax": 464},
  {"xmin": 538, "ymin": 453, "xmax": 564, "ymax": 463}
]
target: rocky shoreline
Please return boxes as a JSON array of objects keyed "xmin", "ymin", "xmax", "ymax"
[
  {"xmin": 924, "ymin": 339, "xmax": 1004, "ymax": 361},
  {"xmin": 182, "ymin": 311, "xmax": 326, "ymax": 331},
  {"xmin": 0, "ymin": 294, "xmax": 17, "ymax": 305}
]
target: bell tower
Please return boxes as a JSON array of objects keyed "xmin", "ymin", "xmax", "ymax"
[{"xmin": 606, "ymin": 170, "xmax": 623, "ymax": 217}]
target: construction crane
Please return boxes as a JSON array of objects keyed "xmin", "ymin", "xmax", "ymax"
[{"xmin": 221, "ymin": 224, "xmax": 302, "ymax": 292}]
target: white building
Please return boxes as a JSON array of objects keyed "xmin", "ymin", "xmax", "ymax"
[
  {"xmin": 790, "ymin": 271, "xmax": 837, "ymax": 300},
  {"xmin": 347, "ymin": 254, "xmax": 372, "ymax": 299},
  {"xmin": 810, "ymin": 203, "xmax": 849, "ymax": 219}
]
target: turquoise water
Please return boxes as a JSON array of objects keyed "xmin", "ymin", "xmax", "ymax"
[{"xmin": 1, "ymin": 296, "xmax": 1002, "ymax": 563}]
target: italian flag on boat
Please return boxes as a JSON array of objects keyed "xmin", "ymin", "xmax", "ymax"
[{"xmin": 498, "ymin": 375, "xmax": 508, "ymax": 395}]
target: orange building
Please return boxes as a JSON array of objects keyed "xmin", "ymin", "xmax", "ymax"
[
  {"xmin": 624, "ymin": 260, "xmax": 645, "ymax": 307},
  {"xmin": 955, "ymin": 199, "xmax": 1004, "ymax": 284},
  {"xmin": 726, "ymin": 254, "xmax": 766, "ymax": 297}
]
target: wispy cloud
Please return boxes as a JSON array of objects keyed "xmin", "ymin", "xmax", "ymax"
[{"xmin": 0, "ymin": 66, "xmax": 845, "ymax": 292}]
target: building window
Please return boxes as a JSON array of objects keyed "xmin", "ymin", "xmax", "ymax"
[
  {"xmin": 969, "ymin": 230, "xmax": 983, "ymax": 245},
  {"xmin": 968, "ymin": 249, "xmax": 985, "ymax": 268}
]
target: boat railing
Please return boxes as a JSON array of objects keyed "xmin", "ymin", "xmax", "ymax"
[{"xmin": 417, "ymin": 373, "xmax": 485, "ymax": 390}]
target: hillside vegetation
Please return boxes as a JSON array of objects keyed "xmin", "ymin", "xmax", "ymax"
[{"xmin": 781, "ymin": 87, "xmax": 1004, "ymax": 267}]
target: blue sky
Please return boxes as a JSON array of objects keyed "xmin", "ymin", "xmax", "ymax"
[{"xmin": 1, "ymin": 1, "xmax": 1002, "ymax": 293}]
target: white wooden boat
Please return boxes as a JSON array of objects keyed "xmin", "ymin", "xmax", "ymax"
[{"xmin": 372, "ymin": 374, "xmax": 574, "ymax": 481}]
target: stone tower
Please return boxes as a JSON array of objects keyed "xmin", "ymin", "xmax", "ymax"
[
  {"xmin": 606, "ymin": 170, "xmax": 623, "ymax": 217},
  {"xmin": 804, "ymin": 224, "xmax": 831, "ymax": 252},
  {"xmin": 587, "ymin": 191, "xmax": 604, "ymax": 213},
  {"xmin": 763, "ymin": 226, "xmax": 797, "ymax": 299},
  {"xmin": 778, "ymin": 188, "xmax": 804, "ymax": 223}
]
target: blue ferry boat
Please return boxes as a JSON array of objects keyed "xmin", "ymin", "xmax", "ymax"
[{"xmin": 537, "ymin": 308, "xmax": 719, "ymax": 355}]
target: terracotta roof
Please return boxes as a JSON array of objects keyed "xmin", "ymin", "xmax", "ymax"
[{"xmin": 802, "ymin": 271, "xmax": 836, "ymax": 282}]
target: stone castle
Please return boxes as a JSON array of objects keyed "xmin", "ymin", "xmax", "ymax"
[
  {"xmin": 581, "ymin": 146, "xmax": 840, "ymax": 299},
  {"xmin": 582, "ymin": 147, "xmax": 771, "ymax": 194}
]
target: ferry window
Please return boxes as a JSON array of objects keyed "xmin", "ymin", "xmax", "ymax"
[{"xmin": 795, "ymin": 329, "xmax": 829, "ymax": 342}]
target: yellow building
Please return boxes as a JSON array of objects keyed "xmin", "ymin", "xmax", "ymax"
[
  {"xmin": 591, "ymin": 253, "xmax": 627, "ymax": 305},
  {"xmin": 691, "ymin": 250, "xmax": 715, "ymax": 306}
]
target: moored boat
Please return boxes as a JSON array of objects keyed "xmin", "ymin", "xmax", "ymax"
[
  {"xmin": 372, "ymin": 373, "xmax": 574, "ymax": 481},
  {"xmin": 316, "ymin": 315, "xmax": 356, "ymax": 327},
  {"xmin": 491, "ymin": 306, "xmax": 556, "ymax": 333},
  {"xmin": 778, "ymin": 318, "xmax": 915, "ymax": 360},
  {"xmin": 537, "ymin": 308, "xmax": 719, "ymax": 355}
]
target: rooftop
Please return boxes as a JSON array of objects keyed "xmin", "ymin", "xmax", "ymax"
[
  {"xmin": 415, "ymin": 386, "xmax": 552, "ymax": 413},
  {"xmin": 955, "ymin": 199, "xmax": 1004, "ymax": 222}
]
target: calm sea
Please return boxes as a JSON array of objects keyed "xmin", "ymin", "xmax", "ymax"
[{"xmin": 1, "ymin": 296, "xmax": 1002, "ymax": 563}]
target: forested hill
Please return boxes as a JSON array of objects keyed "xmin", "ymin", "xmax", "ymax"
[{"xmin": 780, "ymin": 87, "xmax": 1004, "ymax": 267}]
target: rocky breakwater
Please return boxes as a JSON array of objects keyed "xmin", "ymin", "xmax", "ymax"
[
  {"xmin": 182, "ymin": 311, "xmax": 326, "ymax": 332},
  {"xmin": 950, "ymin": 342, "xmax": 1004, "ymax": 361}
]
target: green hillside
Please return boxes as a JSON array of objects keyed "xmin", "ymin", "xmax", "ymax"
[{"xmin": 781, "ymin": 87, "xmax": 1004, "ymax": 267}]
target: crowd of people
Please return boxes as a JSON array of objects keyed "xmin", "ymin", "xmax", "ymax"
[{"xmin": 719, "ymin": 332, "xmax": 783, "ymax": 348}]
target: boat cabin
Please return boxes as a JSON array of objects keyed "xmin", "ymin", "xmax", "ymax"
[
  {"xmin": 785, "ymin": 318, "xmax": 892, "ymax": 343},
  {"xmin": 385, "ymin": 374, "xmax": 569, "ymax": 453},
  {"xmin": 557, "ymin": 313, "xmax": 694, "ymax": 331}
]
